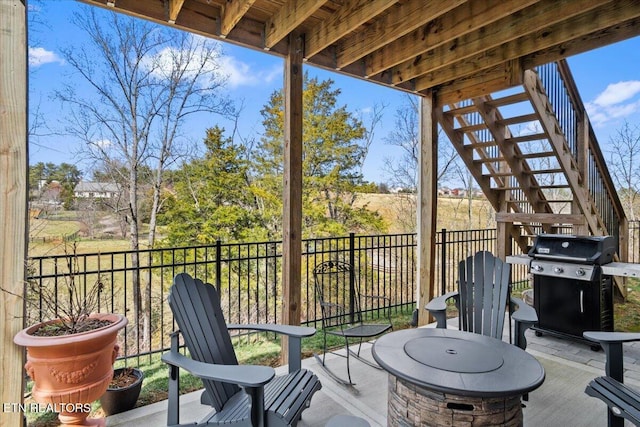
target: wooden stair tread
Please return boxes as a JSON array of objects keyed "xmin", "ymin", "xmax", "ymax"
[
  {"xmin": 455, "ymin": 123, "xmax": 486, "ymax": 133},
  {"xmin": 485, "ymin": 92, "xmax": 529, "ymax": 107},
  {"xmin": 444, "ymin": 104, "xmax": 477, "ymax": 116},
  {"xmin": 497, "ymin": 113, "xmax": 539, "ymax": 126},
  {"xmin": 519, "ymin": 151, "xmax": 556, "ymax": 159},
  {"xmin": 506, "ymin": 133, "xmax": 549, "ymax": 144}
]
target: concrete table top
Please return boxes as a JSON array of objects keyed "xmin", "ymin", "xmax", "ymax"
[{"xmin": 372, "ymin": 328, "xmax": 545, "ymax": 398}]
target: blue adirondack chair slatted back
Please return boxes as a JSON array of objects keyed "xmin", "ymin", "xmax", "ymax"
[
  {"xmin": 169, "ymin": 273, "xmax": 240, "ymax": 412},
  {"xmin": 458, "ymin": 251, "xmax": 510, "ymax": 339}
]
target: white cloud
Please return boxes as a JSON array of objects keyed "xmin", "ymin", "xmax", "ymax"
[
  {"xmin": 592, "ymin": 81, "xmax": 640, "ymax": 107},
  {"xmin": 586, "ymin": 80, "xmax": 640, "ymax": 126},
  {"xmin": 92, "ymin": 139, "xmax": 112, "ymax": 149},
  {"xmin": 218, "ymin": 56, "xmax": 281, "ymax": 88},
  {"xmin": 140, "ymin": 36, "xmax": 281, "ymax": 89},
  {"xmin": 28, "ymin": 47, "xmax": 64, "ymax": 67}
]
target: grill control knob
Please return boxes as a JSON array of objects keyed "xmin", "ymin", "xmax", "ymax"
[
  {"xmin": 554, "ymin": 266, "xmax": 564, "ymax": 274},
  {"xmin": 576, "ymin": 268, "xmax": 586, "ymax": 277},
  {"xmin": 532, "ymin": 264, "xmax": 543, "ymax": 272}
]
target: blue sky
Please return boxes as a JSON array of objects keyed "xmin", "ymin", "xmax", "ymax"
[{"xmin": 28, "ymin": 1, "xmax": 640, "ymax": 185}]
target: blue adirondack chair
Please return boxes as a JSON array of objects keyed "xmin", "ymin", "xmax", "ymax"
[
  {"xmin": 584, "ymin": 331, "xmax": 640, "ymax": 427},
  {"xmin": 162, "ymin": 273, "xmax": 321, "ymax": 427},
  {"xmin": 426, "ymin": 251, "xmax": 537, "ymax": 350}
]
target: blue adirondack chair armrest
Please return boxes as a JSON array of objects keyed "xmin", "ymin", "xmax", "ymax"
[
  {"xmin": 584, "ymin": 332, "xmax": 640, "ymax": 381},
  {"xmin": 227, "ymin": 324, "xmax": 316, "ymax": 373},
  {"xmin": 162, "ymin": 350, "xmax": 275, "ymax": 387},
  {"xmin": 584, "ymin": 331, "xmax": 640, "ymax": 344},
  {"xmin": 425, "ymin": 291, "xmax": 460, "ymax": 329},
  {"xmin": 510, "ymin": 296, "xmax": 537, "ymax": 350},
  {"xmin": 227, "ymin": 323, "xmax": 316, "ymax": 338}
]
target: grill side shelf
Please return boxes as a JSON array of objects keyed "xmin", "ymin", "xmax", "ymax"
[{"xmin": 602, "ymin": 262, "xmax": 640, "ymax": 278}]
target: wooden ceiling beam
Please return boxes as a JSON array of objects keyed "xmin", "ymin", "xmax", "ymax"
[
  {"xmin": 221, "ymin": 0, "xmax": 257, "ymax": 37},
  {"xmin": 168, "ymin": 0, "xmax": 185, "ymax": 24},
  {"xmin": 364, "ymin": 0, "xmax": 539, "ymax": 77},
  {"xmin": 264, "ymin": 0, "xmax": 325, "ymax": 49},
  {"xmin": 393, "ymin": 0, "xmax": 607, "ymax": 85},
  {"xmin": 436, "ymin": 61, "xmax": 523, "ymax": 105},
  {"xmin": 333, "ymin": 0, "xmax": 464, "ymax": 67},
  {"xmin": 522, "ymin": 16, "xmax": 640, "ymax": 70},
  {"xmin": 415, "ymin": 0, "xmax": 639, "ymax": 91},
  {"xmin": 304, "ymin": 0, "xmax": 395, "ymax": 60},
  {"xmin": 80, "ymin": 0, "xmax": 167, "ymax": 22}
]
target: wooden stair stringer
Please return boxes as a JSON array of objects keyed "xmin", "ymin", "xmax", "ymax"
[
  {"xmin": 472, "ymin": 95, "xmax": 557, "ymax": 223},
  {"xmin": 438, "ymin": 105, "xmax": 531, "ymax": 252}
]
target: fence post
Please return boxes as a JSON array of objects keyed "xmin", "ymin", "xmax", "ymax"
[
  {"xmin": 215, "ymin": 239, "xmax": 222, "ymax": 293},
  {"xmin": 441, "ymin": 228, "xmax": 447, "ymax": 295},
  {"xmin": 349, "ymin": 232, "xmax": 355, "ymax": 323}
]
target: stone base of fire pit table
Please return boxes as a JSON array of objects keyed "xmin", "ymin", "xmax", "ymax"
[
  {"xmin": 388, "ymin": 375, "xmax": 522, "ymax": 427},
  {"xmin": 372, "ymin": 328, "xmax": 545, "ymax": 427}
]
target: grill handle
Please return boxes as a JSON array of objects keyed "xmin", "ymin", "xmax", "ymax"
[
  {"xmin": 580, "ymin": 290, "xmax": 584, "ymax": 313},
  {"xmin": 532, "ymin": 254, "xmax": 590, "ymax": 263}
]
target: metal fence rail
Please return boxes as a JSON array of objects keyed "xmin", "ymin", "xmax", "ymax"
[
  {"xmin": 28, "ymin": 224, "xmax": 639, "ymax": 366},
  {"xmin": 27, "ymin": 232, "xmax": 424, "ymax": 364}
]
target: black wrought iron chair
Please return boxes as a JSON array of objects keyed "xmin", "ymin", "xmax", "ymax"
[
  {"xmin": 425, "ymin": 251, "xmax": 537, "ymax": 350},
  {"xmin": 162, "ymin": 273, "xmax": 322, "ymax": 427},
  {"xmin": 584, "ymin": 331, "xmax": 640, "ymax": 427},
  {"xmin": 313, "ymin": 260, "xmax": 393, "ymax": 386}
]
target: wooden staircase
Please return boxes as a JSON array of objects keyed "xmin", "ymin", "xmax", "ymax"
[{"xmin": 437, "ymin": 60, "xmax": 627, "ymax": 264}]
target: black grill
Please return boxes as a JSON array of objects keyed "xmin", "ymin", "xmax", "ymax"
[{"xmin": 528, "ymin": 234, "xmax": 616, "ymax": 347}]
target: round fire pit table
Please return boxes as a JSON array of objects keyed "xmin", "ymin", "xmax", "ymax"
[{"xmin": 372, "ymin": 328, "xmax": 545, "ymax": 427}]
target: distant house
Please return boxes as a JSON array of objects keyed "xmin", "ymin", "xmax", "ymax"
[{"xmin": 74, "ymin": 182, "xmax": 120, "ymax": 199}]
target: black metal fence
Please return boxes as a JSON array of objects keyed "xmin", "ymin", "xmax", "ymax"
[
  {"xmin": 27, "ymin": 232, "xmax": 421, "ymax": 364},
  {"xmin": 29, "ymin": 224, "xmax": 640, "ymax": 366}
]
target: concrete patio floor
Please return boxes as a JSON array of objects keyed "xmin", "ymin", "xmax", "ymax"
[{"xmin": 106, "ymin": 324, "xmax": 640, "ymax": 426}]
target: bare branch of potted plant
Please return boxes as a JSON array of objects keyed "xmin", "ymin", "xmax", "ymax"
[{"xmin": 11, "ymin": 243, "xmax": 128, "ymax": 427}]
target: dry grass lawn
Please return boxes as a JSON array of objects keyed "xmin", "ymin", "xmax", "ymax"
[{"xmin": 355, "ymin": 193, "xmax": 495, "ymax": 233}]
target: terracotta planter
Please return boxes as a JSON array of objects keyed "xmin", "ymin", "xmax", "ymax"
[
  {"xmin": 14, "ymin": 313, "xmax": 127, "ymax": 427},
  {"xmin": 100, "ymin": 367, "xmax": 143, "ymax": 416}
]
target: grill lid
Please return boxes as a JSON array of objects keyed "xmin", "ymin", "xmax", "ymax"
[{"xmin": 528, "ymin": 234, "xmax": 617, "ymax": 265}]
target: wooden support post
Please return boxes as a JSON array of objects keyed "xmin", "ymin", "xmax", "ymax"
[
  {"xmin": 496, "ymin": 193, "xmax": 512, "ymax": 260},
  {"xmin": 573, "ymin": 115, "xmax": 589, "ymax": 235},
  {"xmin": 417, "ymin": 92, "xmax": 438, "ymax": 326},
  {"xmin": 281, "ymin": 32, "xmax": 303, "ymax": 363},
  {"xmin": 0, "ymin": 1, "xmax": 28, "ymax": 426}
]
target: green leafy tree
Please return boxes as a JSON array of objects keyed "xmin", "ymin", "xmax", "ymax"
[
  {"xmin": 162, "ymin": 126, "xmax": 261, "ymax": 245},
  {"xmin": 254, "ymin": 74, "xmax": 386, "ymax": 238},
  {"xmin": 29, "ymin": 162, "xmax": 82, "ymax": 208}
]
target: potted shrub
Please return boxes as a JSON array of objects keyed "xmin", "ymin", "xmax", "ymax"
[
  {"xmin": 100, "ymin": 367, "xmax": 144, "ymax": 416},
  {"xmin": 12, "ymin": 247, "xmax": 128, "ymax": 427}
]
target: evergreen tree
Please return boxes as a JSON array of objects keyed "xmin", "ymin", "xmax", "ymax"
[
  {"xmin": 254, "ymin": 74, "xmax": 386, "ymax": 237},
  {"xmin": 162, "ymin": 126, "xmax": 260, "ymax": 245}
]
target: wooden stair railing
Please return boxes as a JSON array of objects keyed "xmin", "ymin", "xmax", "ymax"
[{"xmin": 437, "ymin": 60, "xmax": 627, "ymax": 296}]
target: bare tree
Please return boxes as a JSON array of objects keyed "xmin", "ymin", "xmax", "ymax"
[
  {"xmin": 609, "ymin": 120, "xmax": 640, "ymax": 220},
  {"xmin": 56, "ymin": 6, "xmax": 234, "ymax": 350},
  {"xmin": 382, "ymin": 94, "xmax": 457, "ymax": 231}
]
